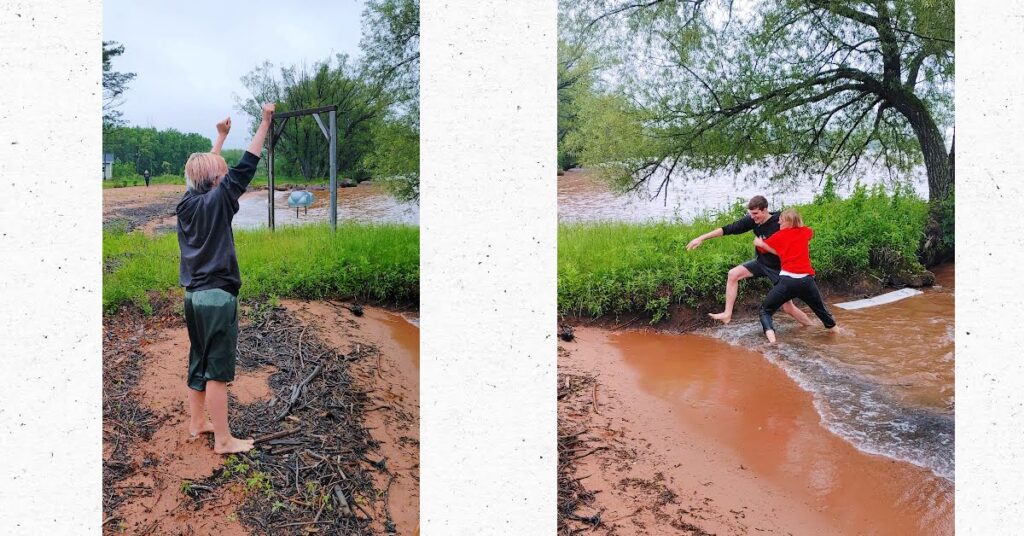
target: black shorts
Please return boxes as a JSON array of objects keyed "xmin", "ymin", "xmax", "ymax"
[{"xmin": 742, "ymin": 259, "xmax": 781, "ymax": 284}]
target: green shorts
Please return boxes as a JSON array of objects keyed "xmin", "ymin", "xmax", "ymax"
[{"xmin": 184, "ymin": 288, "xmax": 239, "ymax": 391}]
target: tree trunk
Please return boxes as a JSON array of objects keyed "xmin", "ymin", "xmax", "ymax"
[{"xmin": 889, "ymin": 90, "xmax": 954, "ymax": 267}]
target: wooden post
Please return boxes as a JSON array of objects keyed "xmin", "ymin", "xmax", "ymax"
[
  {"xmin": 329, "ymin": 109, "xmax": 338, "ymax": 231},
  {"xmin": 267, "ymin": 128, "xmax": 275, "ymax": 231}
]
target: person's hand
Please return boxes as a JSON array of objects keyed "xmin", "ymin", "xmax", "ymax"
[
  {"xmin": 262, "ymin": 102, "xmax": 276, "ymax": 122},
  {"xmin": 216, "ymin": 117, "xmax": 231, "ymax": 135},
  {"xmin": 686, "ymin": 237, "xmax": 703, "ymax": 250},
  {"xmin": 753, "ymin": 237, "xmax": 766, "ymax": 249}
]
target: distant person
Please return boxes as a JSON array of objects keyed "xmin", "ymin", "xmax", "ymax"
[
  {"xmin": 753, "ymin": 209, "xmax": 839, "ymax": 343},
  {"xmin": 143, "ymin": 169, "xmax": 151, "ymax": 187},
  {"xmin": 176, "ymin": 103, "xmax": 273, "ymax": 454},
  {"xmin": 687, "ymin": 195, "xmax": 813, "ymax": 326}
]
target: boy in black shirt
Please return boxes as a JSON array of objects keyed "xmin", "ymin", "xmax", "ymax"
[
  {"xmin": 686, "ymin": 195, "xmax": 814, "ymax": 327},
  {"xmin": 178, "ymin": 102, "xmax": 274, "ymax": 454}
]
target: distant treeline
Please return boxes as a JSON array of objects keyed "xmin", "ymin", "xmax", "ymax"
[{"xmin": 103, "ymin": 126, "xmax": 212, "ymax": 176}]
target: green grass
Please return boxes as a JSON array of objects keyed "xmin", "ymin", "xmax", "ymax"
[
  {"xmin": 558, "ymin": 182, "xmax": 928, "ymax": 322},
  {"xmin": 103, "ymin": 223, "xmax": 419, "ymax": 313}
]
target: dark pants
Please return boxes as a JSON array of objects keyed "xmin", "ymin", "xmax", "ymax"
[
  {"xmin": 759, "ymin": 275, "xmax": 835, "ymax": 333},
  {"xmin": 184, "ymin": 288, "xmax": 239, "ymax": 391}
]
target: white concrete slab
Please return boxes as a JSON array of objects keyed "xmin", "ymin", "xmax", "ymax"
[{"xmin": 835, "ymin": 288, "xmax": 924, "ymax": 310}]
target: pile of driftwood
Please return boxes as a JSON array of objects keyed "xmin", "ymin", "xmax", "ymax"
[
  {"xmin": 103, "ymin": 298, "xmax": 393, "ymax": 535},
  {"xmin": 557, "ymin": 371, "xmax": 604, "ymax": 535},
  {"xmin": 189, "ymin": 303, "xmax": 389, "ymax": 535}
]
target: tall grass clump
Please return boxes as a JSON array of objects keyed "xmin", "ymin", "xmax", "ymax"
[
  {"xmin": 103, "ymin": 223, "xmax": 419, "ymax": 313},
  {"xmin": 558, "ymin": 181, "xmax": 928, "ymax": 322}
]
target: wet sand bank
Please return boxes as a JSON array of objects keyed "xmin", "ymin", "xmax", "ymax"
[
  {"xmin": 558, "ymin": 320, "xmax": 952, "ymax": 535},
  {"xmin": 103, "ymin": 301, "xmax": 420, "ymax": 535}
]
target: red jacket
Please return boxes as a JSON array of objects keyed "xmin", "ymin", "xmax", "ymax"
[{"xmin": 763, "ymin": 226, "xmax": 815, "ymax": 275}]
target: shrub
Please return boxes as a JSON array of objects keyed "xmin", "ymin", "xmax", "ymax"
[{"xmin": 558, "ymin": 185, "xmax": 928, "ymax": 321}]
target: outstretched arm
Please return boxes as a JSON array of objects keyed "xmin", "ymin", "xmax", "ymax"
[
  {"xmin": 246, "ymin": 102, "xmax": 276, "ymax": 157},
  {"xmin": 212, "ymin": 117, "xmax": 231, "ymax": 154},
  {"xmin": 687, "ymin": 228, "xmax": 724, "ymax": 250}
]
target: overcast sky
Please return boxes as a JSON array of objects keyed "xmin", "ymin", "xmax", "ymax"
[{"xmin": 104, "ymin": 0, "xmax": 365, "ymax": 148}]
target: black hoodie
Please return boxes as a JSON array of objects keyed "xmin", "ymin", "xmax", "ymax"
[
  {"xmin": 176, "ymin": 150, "xmax": 260, "ymax": 295},
  {"xmin": 720, "ymin": 210, "xmax": 782, "ymax": 270}
]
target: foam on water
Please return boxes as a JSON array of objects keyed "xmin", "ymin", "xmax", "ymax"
[{"xmin": 708, "ymin": 321, "xmax": 954, "ymax": 481}]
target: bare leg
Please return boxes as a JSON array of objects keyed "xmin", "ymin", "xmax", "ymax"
[
  {"xmin": 205, "ymin": 380, "xmax": 254, "ymax": 454},
  {"xmin": 709, "ymin": 265, "xmax": 753, "ymax": 324},
  {"xmin": 187, "ymin": 388, "xmax": 215, "ymax": 439},
  {"xmin": 782, "ymin": 300, "xmax": 814, "ymax": 326}
]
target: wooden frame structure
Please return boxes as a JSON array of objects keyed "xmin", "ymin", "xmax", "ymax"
[{"xmin": 266, "ymin": 105, "xmax": 338, "ymax": 231}]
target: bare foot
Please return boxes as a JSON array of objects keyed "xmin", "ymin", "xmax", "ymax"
[
  {"xmin": 214, "ymin": 436, "xmax": 255, "ymax": 454},
  {"xmin": 212, "ymin": 438, "xmax": 254, "ymax": 455},
  {"xmin": 708, "ymin": 311, "xmax": 732, "ymax": 324},
  {"xmin": 188, "ymin": 420, "xmax": 215, "ymax": 440},
  {"xmin": 765, "ymin": 330, "xmax": 777, "ymax": 344}
]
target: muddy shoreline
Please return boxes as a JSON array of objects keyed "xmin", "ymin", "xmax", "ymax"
[
  {"xmin": 561, "ymin": 268, "xmax": 935, "ymax": 334},
  {"xmin": 557, "ymin": 266, "xmax": 954, "ymax": 535},
  {"xmin": 102, "ymin": 298, "xmax": 419, "ymax": 535}
]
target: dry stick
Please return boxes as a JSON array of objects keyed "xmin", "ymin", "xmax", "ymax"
[
  {"xmin": 333, "ymin": 484, "xmax": 355, "ymax": 517},
  {"xmin": 298, "ymin": 325, "xmax": 307, "ymax": 369},
  {"xmin": 277, "ymin": 363, "xmax": 325, "ymax": 420},
  {"xmin": 610, "ymin": 316, "xmax": 640, "ymax": 330},
  {"xmin": 254, "ymin": 428, "xmax": 301, "ymax": 444},
  {"xmin": 571, "ymin": 446, "xmax": 608, "ymax": 462}
]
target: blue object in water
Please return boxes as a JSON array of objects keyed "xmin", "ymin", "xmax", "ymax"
[{"xmin": 288, "ymin": 190, "xmax": 314, "ymax": 207}]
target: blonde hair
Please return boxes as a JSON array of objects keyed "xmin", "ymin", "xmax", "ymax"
[
  {"xmin": 780, "ymin": 209, "xmax": 804, "ymax": 227},
  {"xmin": 184, "ymin": 152, "xmax": 228, "ymax": 193}
]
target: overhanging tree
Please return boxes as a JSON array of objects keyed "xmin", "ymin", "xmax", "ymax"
[
  {"xmin": 236, "ymin": 56, "xmax": 385, "ymax": 182},
  {"xmin": 565, "ymin": 0, "xmax": 954, "ymax": 264},
  {"xmin": 360, "ymin": 0, "xmax": 420, "ymax": 201}
]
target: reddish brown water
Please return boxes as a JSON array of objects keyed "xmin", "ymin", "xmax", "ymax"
[
  {"xmin": 707, "ymin": 265, "xmax": 954, "ymax": 480},
  {"xmin": 604, "ymin": 329, "xmax": 953, "ymax": 535},
  {"xmin": 558, "ymin": 167, "xmax": 928, "ymax": 223},
  {"xmin": 569, "ymin": 265, "xmax": 954, "ymax": 534},
  {"xmin": 234, "ymin": 182, "xmax": 419, "ymax": 228}
]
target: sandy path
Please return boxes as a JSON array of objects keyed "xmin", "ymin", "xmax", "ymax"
[
  {"xmin": 103, "ymin": 183, "xmax": 184, "ymax": 209},
  {"xmin": 105, "ymin": 302, "xmax": 420, "ymax": 535},
  {"xmin": 110, "ymin": 327, "xmax": 275, "ymax": 535},
  {"xmin": 285, "ymin": 301, "xmax": 420, "ymax": 536},
  {"xmin": 559, "ymin": 326, "xmax": 952, "ymax": 535},
  {"xmin": 103, "ymin": 184, "xmax": 184, "ymax": 233}
]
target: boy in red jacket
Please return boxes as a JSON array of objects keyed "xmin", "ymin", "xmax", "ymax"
[{"xmin": 753, "ymin": 209, "xmax": 839, "ymax": 343}]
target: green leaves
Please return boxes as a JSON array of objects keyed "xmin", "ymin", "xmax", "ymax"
[
  {"xmin": 558, "ymin": 187, "xmax": 928, "ymax": 321},
  {"xmin": 103, "ymin": 126, "xmax": 211, "ymax": 177},
  {"xmin": 561, "ymin": 0, "xmax": 954, "ymax": 207}
]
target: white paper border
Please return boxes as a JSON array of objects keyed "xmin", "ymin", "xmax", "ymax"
[
  {"xmin": 0, "ymin": 1, "xmax": 103, "ymax": 534},
  {"xmin": 955, "ymin": 0, "xmax": 1024, "ymax": 533},
  {"xmin": 420, "ymin": 0, "xmax": 558, "ymax": 533}
]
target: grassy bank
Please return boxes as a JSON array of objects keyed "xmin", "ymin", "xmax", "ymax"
[
  {"xmin": 104, "ymin": 223, "xmax": 419, "ymax": 313},
  {"xmin": 559, "ymin": 183, "xmax": 928, "ymax": 322}
]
